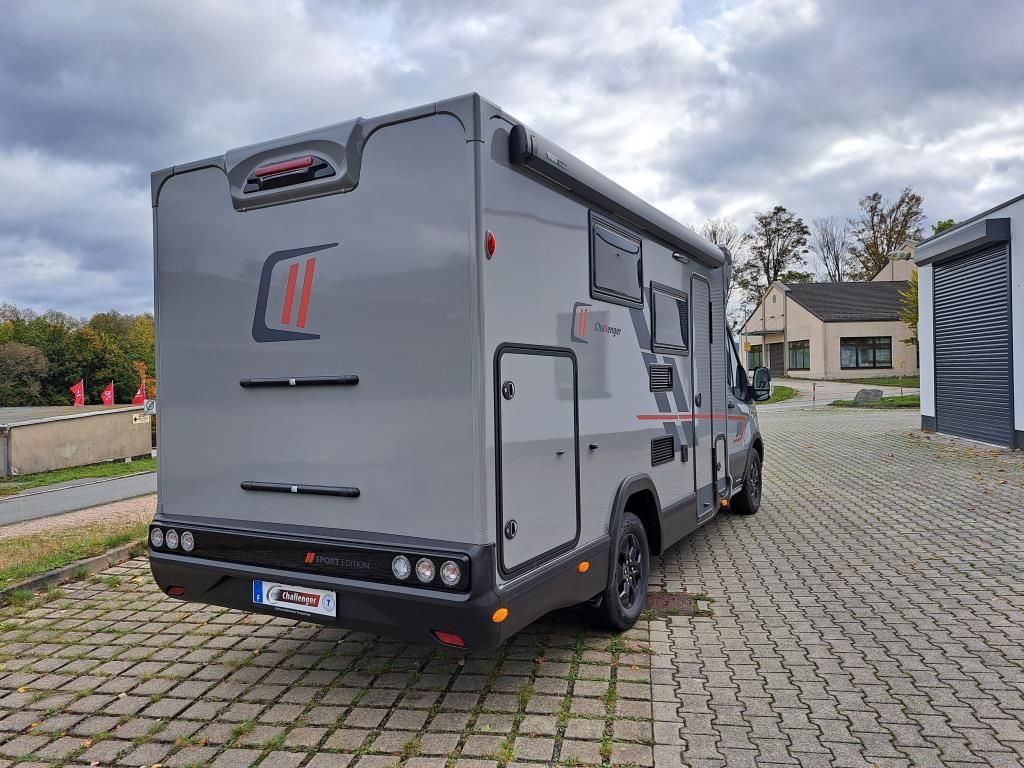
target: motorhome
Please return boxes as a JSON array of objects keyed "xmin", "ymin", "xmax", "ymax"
[{"xmin": 149, "ymin": 94, "xmax": 771, "ymax": 650}]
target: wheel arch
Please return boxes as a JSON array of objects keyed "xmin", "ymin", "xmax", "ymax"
[{"xmin": 609, "ymin": 474, "xmax": 664, "ymax": 556}]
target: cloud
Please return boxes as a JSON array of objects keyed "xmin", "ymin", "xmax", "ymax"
[{"xmin": 0, "ymin": 0, "xmax": 1021, "ymax": 314}]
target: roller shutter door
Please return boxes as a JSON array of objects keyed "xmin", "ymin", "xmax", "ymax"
[{"xmin": 933, "ymin": 244, "xmax": 1012, "ymax": 446}]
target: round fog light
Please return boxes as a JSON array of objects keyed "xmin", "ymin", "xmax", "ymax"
[
  {"xmin": 180, "ymin": 531, "xmax": 195, "ymax": 552},
  {"xmin": 415, "ymin": 558, "xmax": 435, "ymax": 583},
  {"xmin": 440, "ymin": 560, "xmax": 461, "ymax": 586},
  {"xmin": 165, "ymin": 529, "xmax": 179, "ymax": 550},
  {"xmin": 392, "ymin": 555, "xmax": 411, "ymax": 580},
  {"xmin": 150, "ymin": 528, "xmax": 164, "ymax": 548}
]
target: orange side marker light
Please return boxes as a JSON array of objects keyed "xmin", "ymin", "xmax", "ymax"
[
  {"xmin": 577, "ymin": 561, "xmax": 590, "ymax": 573},
  {"xmin": 491, "ymin": 607, "xmax": 509, "ymax": 623}
]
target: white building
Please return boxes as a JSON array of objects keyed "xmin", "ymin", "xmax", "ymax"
[{"xmin": 915, "ymin": 194, "xmax": 1024, "ymax": 448}]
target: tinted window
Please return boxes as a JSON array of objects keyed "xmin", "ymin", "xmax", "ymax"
[
  {"xmin": 840, "ymin": 337, "xmax": 892, "ymax": 369},
  {"xmin": 788, "ymin": 340, "xmax": 810, "ymax": 370},
  {"xmin": 590, "ymin": 214, "xmax": 642, "ymax": 307},
  {"xmin": 651, "ymin": 283, "xmax": 688, "ymax": 353}
]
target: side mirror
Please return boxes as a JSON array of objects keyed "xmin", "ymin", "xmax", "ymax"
[{"xmin": 751, "ymin": 367, "xmax": 772, "ymax": 402}]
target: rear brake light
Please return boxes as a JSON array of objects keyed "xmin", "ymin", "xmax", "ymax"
[
  {"xmin": 254, "ymin": 155, "xmax": 315, "ymax": 177},
  {"xmin": 433, "ymin": 630, "xmax": 465, "ymax": 648}
]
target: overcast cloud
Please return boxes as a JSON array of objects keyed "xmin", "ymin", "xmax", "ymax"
[{"xmin": 1, "ymin": 0, "xmax": 1021, "ymax": 315}]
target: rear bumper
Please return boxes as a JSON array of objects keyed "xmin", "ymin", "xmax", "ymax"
[{"xmin": 148, "ymin": 524, "xmax": 610, "ymax": 651}]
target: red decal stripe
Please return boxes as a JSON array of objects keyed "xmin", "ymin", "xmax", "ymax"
[
  {"xmin": 296, "ymin": 258, "xmax": 317, "ymax": 329},
  {"xmin": 304, "ymin": 552, "xmax": 315, "ymax": 564},
  {"xmin": 281, "ymin": 263, "xmax": 299, "ymax": 325}
]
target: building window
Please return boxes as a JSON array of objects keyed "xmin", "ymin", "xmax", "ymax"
[
  {"xmin": 747, "ymin": 344, "xmax": 763, "ymax": 369},
  {"xmin": 840, "ymin": 337, "xmax": 892, "ymax": 369},
  {"xmin": 651, "ymin": 282, "xmax": 688, "ymax": 354},
  {"xmin": 590, "ymin": 213, "xmax": 643, "ymax": 308},
  {"xmin": 788, "ymin": 340, "xmax": 810, "ymax": 370}
]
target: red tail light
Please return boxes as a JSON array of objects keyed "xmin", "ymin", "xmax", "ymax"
[
  {"xmin": 254, "ymin": 156, "xmax": 315, "ymax": 178},
  {"xmin": 432, "ymin": 630, "xmax": 465, "ymax": 648},
  {"xmin": 485, "ymin": 230, "xmax": 496, "ymax": 258}
]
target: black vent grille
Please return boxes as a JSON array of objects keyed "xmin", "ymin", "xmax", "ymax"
[
  {"xmin": 651, "ymin": 435, "xmax": 675, "ymax": 466},
  {"xmin": 649, "ymin": 364, "xmax": 673, "ymax": 391}
]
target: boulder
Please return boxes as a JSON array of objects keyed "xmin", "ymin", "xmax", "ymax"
[{"xmin": 854, "ymin": 388, "xmax": 883, "ymax": 403}]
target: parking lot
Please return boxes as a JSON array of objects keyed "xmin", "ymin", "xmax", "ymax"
[{"xmin": 1, "ymin": 407, "xmax": 1023, "ymax": 767}]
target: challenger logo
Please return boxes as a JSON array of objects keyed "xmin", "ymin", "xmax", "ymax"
[
  {"xmin": 570, "ymin": 301, "xmax": 621, "ymax": 344},
  {"xmin": 571, "ymin": 302, "xmax": 591, "ymax": 343},
  {"xmin": 252, "ymin": 243, "xmax": 337, "ymax": 342},
  {"xmin": 268, "ymin": 587, "xmax": 323, "ymax": 608}
]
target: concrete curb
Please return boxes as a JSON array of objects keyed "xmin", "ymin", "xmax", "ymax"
[
  {"xmin": 0, "ymin": 470, "xmax": 156, "ymax": 503},
  {"xmin": 0, "ymin": 541, "xmax": 144, "ymax": 602}
]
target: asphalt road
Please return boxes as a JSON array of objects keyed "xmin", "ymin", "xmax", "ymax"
[{"xmin": 0, "ymin": 471, "xmax": 156, "ymax": 527}]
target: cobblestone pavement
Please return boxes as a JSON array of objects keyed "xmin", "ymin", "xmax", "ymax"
[
  {"xmin": 655, "ymin": 408, "xmax": 1024, "ymax": 767},
  {"xmin": 0, "ymin": 567, "xmax": 668, "ymax": 768},
  {"xmin": 1, "ymin": 407, "xmax": 1022, "ymax": 767}
]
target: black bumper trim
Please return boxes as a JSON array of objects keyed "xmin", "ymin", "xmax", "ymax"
[{"xmin": 149, "ymin": 531, "xmax": 611, "ymax": 651}]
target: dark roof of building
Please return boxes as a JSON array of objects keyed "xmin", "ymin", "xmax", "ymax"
[{"xmin": 782, "ymin": 281, "xmax": 909, "ymax": 322}]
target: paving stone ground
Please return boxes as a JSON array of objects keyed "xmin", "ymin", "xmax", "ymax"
[
  {"xmin": 1, "ymin": 407, "xmax": 1022, "ymax": 767},
  {"xmin": 656, "ymin": 408, "xmax": 1024, "ymax": 767}
]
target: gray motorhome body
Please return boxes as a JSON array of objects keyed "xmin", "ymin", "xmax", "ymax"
[{"xmin": 149, "ymin": 94, "xmax": 769, "ymax": 650}]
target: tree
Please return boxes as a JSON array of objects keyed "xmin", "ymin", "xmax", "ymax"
[
  {"xmin": 932, "ymin": 218, "xmax": 955, "ymax": 235},
  {"xmin": 848, "ymin": 187, "xmax": 926, "ymax": 280},
  {"xmin": 809, "ymin": 216, "xmax": 852, "ymax": 282},
  {"xmin": 0, "ymin": 342, "xmax": 49, "ymax": 406},
  {"xmin": 699, "ymin": 217, "xmax": 745, "ymax": 257},
  {"xmin": 732, "ymin": 206, "xmax": 811, "ymax": 307},
  {"xmin": 899, "ymin": 267, "xmax": 918, "ymax": 347}
]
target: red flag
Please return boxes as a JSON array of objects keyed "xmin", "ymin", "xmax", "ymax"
[
  {"xmin": 101, "ymin": 381, "xmax": 114, "ymax": 406},
  {"xmin": 69, "ymin": 379, "xmax": 85, "ymax": 406},
  {"xmin": 132, "ymin": 385, "xmax": 145, "ymax": 405}
]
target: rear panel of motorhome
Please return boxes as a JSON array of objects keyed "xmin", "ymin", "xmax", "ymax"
[{"xmin": 154, "ymin": 112, "xmax": 484, "ymax": 544}]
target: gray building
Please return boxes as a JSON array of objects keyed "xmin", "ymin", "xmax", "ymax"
[{"xmin": 915, "ymin": 193, "xmax": 1024, "ymax": 448}]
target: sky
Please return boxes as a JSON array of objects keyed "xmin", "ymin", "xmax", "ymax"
[{"xmin": 1, "ymin": 0, "xmax": 1022, "ymax": 316}]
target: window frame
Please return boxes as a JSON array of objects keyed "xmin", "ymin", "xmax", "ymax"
[
  {"xmin": 747, "ymin": 344, "xmax": 763, "ymax": 370},
  {"xmin": 839, "ymin": 336, "xmax": 893, "ymax": 369},
  {"xmin": 589, "ymin": 212, "xmax": 644, "ymax": 309},
  {"xmin": 788, "ymin": 339, "xmax": 810, "ymax": 371},
  {"xmin": 649, "ymin": 281, "xmax": 689, "ymax": 355}
]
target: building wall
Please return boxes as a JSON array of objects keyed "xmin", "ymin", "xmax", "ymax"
[
  {"xmin": 917, "ymin": 197, "xmax": 1023, "ymax": 441},
  {"xmin": 872, "ymin": 256, "xmax": 915, "ymax": 282},
  {"xmin": 7, "ymin": 409, "xmax": 151, "ymax": 476},
  {"xmin": 822, "ymin": 320, "xmax": 919, "ymax": 379},
  {"xmin": 780, "ymin": 299, "xmax": 826, "ymax": 378}
]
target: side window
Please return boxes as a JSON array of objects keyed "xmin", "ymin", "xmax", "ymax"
[
  {"xmin": 590, "ymin": 213, "xmax": 642, "ymax": 308},
  {"xmin": 728, "ymin": 337, "xmax": 743, "ymax": 398},
  {"xmin": 650, "ymin": 282, "xmax": 688, "ymax": 354}
]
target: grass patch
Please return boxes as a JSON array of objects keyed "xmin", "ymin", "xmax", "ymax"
[
  {"xmin": 761, "ymin": 385, "xmax": 798, "ymax": 404},
  {"xmin": 0, "ymin": 456, "xmax": 156, "ymax": 497},
  {"xmin": 0, "ymin": 520, "xmax": 149, "ymax": 591},
  {"xmin": 831, "ymin": 375, "xmax": 919, "ymax": 388},
  {"xmin": 830, "ymin": 394, "xmax": 920, "ymax": 409}
]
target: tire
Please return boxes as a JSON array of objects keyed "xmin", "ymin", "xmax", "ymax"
[
  {"xmin": 731, "ymin": 450, "xmax": 762, "ymax": 515},
  {"xmin": 590, "ymin": 511, "xmax": 650, "ymax": 632}
]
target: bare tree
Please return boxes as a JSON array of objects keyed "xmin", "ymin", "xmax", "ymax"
[
  {"xmin": 809, "ymin": 216, "xmax": 852, "ymax": 282},
  {"xmin": 699, "ymin": 217, "xmax": 745, "ymax": 257},
  {"xmin": 848, "ymin": 187, "xmax": 926, "ymax": 280},
  {"xmin": 697, "ymin": 217, "xmax": 749, "ymax": 329}
]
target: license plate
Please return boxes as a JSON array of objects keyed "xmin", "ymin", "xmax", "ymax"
[{"xmin": 252, "ymin": 580, "xmax": 336, "ymax": 618}]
